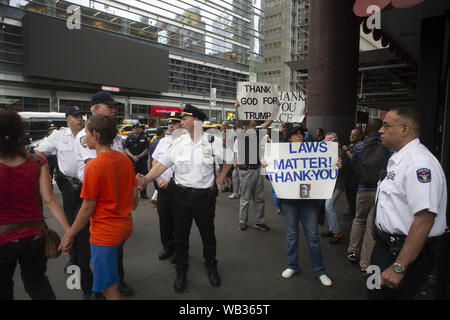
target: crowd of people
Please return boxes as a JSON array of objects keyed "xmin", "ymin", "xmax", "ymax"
[{"xmin": 0, "ymin": 91, "xmax": 448, "ymax": 300}]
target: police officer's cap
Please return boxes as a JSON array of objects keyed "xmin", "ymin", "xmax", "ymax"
[
  {"xmin": 181, "ymin": 104, "xmax": 207, "ymax": 122},
  {"xmin": 167, "ymin": 111, "xmax": 182, "ymax": 124}
]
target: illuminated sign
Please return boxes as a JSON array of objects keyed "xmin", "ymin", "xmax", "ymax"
[{"xmin": 150, "ymin": 106, "xmax": 182, "ymax": 117}]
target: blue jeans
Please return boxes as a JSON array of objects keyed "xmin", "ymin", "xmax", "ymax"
[
  {"xmin": 325, "ymin": 188, "xmax": 342, "ymax": 234},
  {"xmin": 271, "ymin": 188, "xmax": 280, "ymax": 209},
  {"xmin": 280, "ymin": 201, "xmax": 326, "ymax": 277}
]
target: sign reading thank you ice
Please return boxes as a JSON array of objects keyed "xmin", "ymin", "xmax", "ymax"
[
  {"xmin": 237, "ymin": 82, "xmax": 279, "ymax": 121},
  {"xmin": 264, "ymin": 142, "xmax": 339, "ymax": 199}
]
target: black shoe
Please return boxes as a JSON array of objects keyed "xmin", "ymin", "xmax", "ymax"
[
  {"xmin": 206, "ymin": 266, "xmax": 221, "ymax": 287},
  {"xmin": 174, "ymin": 269, "xmax": 187, "ymax": 293},
  {"xmin": 158, "ymin": 248, "xmax": 174, "ymax": 260},
  {"xmin": 119, "ymin": 281, "xmax": 134, "ymax": 296},
  {"xmin": 238, "ymin": 223, "xmax": 247, "ymax": 231},
  {"xmin": 254, "ymin": 223, "xmax": 270, "ymax": 231},
  {"xmin": 141, "ymin": 194, "xmax": 149, "ymax": 199},
  {"xmin": 321, "ymin": 231, "xmax": 334, "ymax": 238}
]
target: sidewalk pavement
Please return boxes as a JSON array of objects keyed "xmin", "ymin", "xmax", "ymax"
[{"xmin": 12, "ymin": 181, "xmax": 435, "ymax": 300}]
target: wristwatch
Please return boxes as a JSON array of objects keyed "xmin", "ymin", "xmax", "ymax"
[{"xmin": 392, "ymin": 262, "xmax": 406, "ymax": 274}]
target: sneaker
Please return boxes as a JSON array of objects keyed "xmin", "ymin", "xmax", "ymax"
[
  {"xmin": 228, "ymin": 194, "xmax": 240, "ymax": 200},
  {"xmin": 347, "ymin": 252, "xmax": 358, "ymax": 263},
  {"xmin": 254, "ymin": 223, "xmax": 270, "ymax": 231},
  {"xmin": 275, "ymin": 209, "xmax": 281, "ymax": 214},
  {"xmin": 319, "ymin": 274, "xmax": 333, "ymax": 287},
  {"xmin": 281, "ymin": 268, "xmax": 298, "ymax": 279},
  {"xmin": 239, "ymin": 223, "xmax": 247, "ymax": 231}
]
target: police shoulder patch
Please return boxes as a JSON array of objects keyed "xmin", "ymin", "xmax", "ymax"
[{"xmin": 416, "ymin": 168, "xmax": 431, "ymax": 183}]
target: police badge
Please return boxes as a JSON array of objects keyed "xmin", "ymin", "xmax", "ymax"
[{"xmin": 416, "ymin": 168, "xmax": 431, "ymax": 183}]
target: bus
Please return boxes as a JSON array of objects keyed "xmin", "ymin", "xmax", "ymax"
[{"xmin": 19, "ymin": 112, "xmax": 67, "ymax": 143}]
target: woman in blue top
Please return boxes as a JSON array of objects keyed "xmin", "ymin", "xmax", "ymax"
[{"xmin": 276, "ymin": 123, "xmax": 333, "ymax": 287}]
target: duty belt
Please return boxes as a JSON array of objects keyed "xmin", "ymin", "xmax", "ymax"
[
  {"xmin": 374, "ymin": 228, "xmax": 440, "ymax": 258},
  {"xmin": 238, "ymin": 164, "xmax": 260, "ymax": 170},
  {"xmin": 169, "ymin": 179, "xmax": 217, "ymax": 198}
]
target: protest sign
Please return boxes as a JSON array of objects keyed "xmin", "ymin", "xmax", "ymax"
[
  {"xmin": 263, "ymin": 142, "xmax": 338, "ymax": 199},
  {"xmin": 236, "ymin": 82, "xmax": 279, "ymax": 121},
  {"xmin": 275, "ymin": 91, "xmax": 305, "ymax": 123}
]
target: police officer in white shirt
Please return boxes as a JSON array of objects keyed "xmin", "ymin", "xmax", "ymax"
[
  {"xmin": 35, "ymin": 106, "xmax": 84, "ymax": 269},
  {"xmin": 137, "ymin": 104, "xmax": 233, "ymax": 293},
  {"xmin": 369, "ymin": 107, "xmax": 447, "ymax": 300},
  {"xmin": 72, "ymin": 91, "xmax": 132, "ymax": 299},
  {"xmin": 151, "ymin": 111, "xmax": 185, "ymax": 262}
]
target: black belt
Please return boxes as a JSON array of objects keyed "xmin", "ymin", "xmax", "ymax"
[
  {"xmin": 238, "ymin": 164, "xmax": 260, "ymax": 170},
  {"xmin": 374, "ymin": 228, "xmax": 440, "ymax": 258},
  {"xmin": 169, "ymin": 179, "xmax": 218, "ymax": 198}
]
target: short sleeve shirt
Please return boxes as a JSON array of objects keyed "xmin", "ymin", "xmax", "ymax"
[
  {"xmin": 73, "ymin": 128, "xmax": 124, "ymax": 181},
  {"xmin": 81, "ymin": 151, "xmax": 136, "ymax": 246},
  {"xmin": 36, "ymin": 127, "xmax": 78, "ymax": 178},
  {"xmin": 375, "ymin": 138, "xmax": 447, "ymax": 237},
  {"xmin": 152, "ymin": 135, "xmax": 176, "ymax": 181},
  {"xmin": 159, "ymin": 133, "xmax": 233, "ymax": 189}
]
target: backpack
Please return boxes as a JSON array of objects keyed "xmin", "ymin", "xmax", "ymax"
[{"xmin": 355, "ymin": 138, "xmax": 390, "ymax": 188}]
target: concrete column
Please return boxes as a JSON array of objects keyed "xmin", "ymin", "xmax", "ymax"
[{"xmin": 306, "ymin": 0, "xmax": 359, "ymax": 143}]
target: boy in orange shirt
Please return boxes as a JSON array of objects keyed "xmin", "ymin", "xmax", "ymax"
[{"xmin": 60, "ymin": 114, "xmax": 138, "ymax": 300}]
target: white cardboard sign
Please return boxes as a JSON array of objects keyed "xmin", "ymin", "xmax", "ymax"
[
  {"xmin": 263, "ymin": 142, "xmax": 338, "ymax": 199},
  {"xmin": 236, "ymin": 82, "xmax": 279, "ymax": 121}
]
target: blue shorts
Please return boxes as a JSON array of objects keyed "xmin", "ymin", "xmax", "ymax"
[{"xmin": 90, "ymin": 243, "xmax": 123, "ymax": 292}]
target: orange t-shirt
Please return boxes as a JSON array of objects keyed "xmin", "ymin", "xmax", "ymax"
[{"xmin": 81, "ymin": 151, "xmax": 136, "ymax": 246}]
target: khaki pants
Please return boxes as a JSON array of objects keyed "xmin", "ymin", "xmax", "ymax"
[{"xmin": 347, "ymin": 191, "xmax": 376, "ymax": 269}]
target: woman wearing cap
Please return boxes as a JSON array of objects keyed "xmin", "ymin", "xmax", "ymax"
[
  {"xmin": 321, "ymin": 132, "xmax": 349, "ymax": 244},
  {"xmin": 273, "ymin": 123, "xmax": 333, "ymax": 287}
]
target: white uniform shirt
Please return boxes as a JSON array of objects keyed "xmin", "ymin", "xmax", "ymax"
[
  {"xmin": 73, "ymin": 128, "xmax": 124, "ymax": 181},
  {"xmin": 35, "ymin": 127, "xmax": 78, "ymax": 178},
  {"xmin": 375, "ymin": 138, "xmax": 447, "ymax": 237},
  {"xmin": 159, "ymin": 133, "xmax": 233, "ymax": 189},
  {"xmin": 152, "ymin": 135, "xmax": 177, "ymax": 182}
]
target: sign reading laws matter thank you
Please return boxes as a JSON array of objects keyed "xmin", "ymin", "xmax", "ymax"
[
  {"xmin": 236, "ymin": 82, "xmax": 279, "ymax": 121},
  {"xmin": 263, "ymin": 142, "xmax": 338, "ymax": 199}
]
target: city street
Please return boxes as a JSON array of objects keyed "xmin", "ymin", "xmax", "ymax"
[{"xmin": 12, "ymin": 180, "xmax": 436, "ymax": 301}]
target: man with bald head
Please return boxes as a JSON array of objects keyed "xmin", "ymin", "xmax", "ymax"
[
  {"xmin": 347, "ymin": 118, "xmax": 392, "ymax": 276},
  {"xmin": 368, "ymin": 108, "xmax": 447, "ymax": 299}
]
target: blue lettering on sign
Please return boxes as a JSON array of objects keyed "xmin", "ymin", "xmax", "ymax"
[{"xmin": 266, "ymin": 169, "xmax": 338, "ymax": 183}]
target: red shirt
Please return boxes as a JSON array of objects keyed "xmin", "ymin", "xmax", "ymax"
[{"xmin": 0, "ymin": 155, "xmax": 46, "ymax": 246}]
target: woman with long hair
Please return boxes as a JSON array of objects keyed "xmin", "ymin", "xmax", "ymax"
[{"xmin": 0, "ymin": 111, "xmax": 70, "ymax": 300}]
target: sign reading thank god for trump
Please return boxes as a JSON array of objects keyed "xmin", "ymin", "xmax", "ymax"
[
  {"xmin": 236, "ymin": 82, "xmax": 279, "ymax": 121},
  {"xmin": 263, "ymin": 142, "xmax": 339, "ymax": 199}
]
